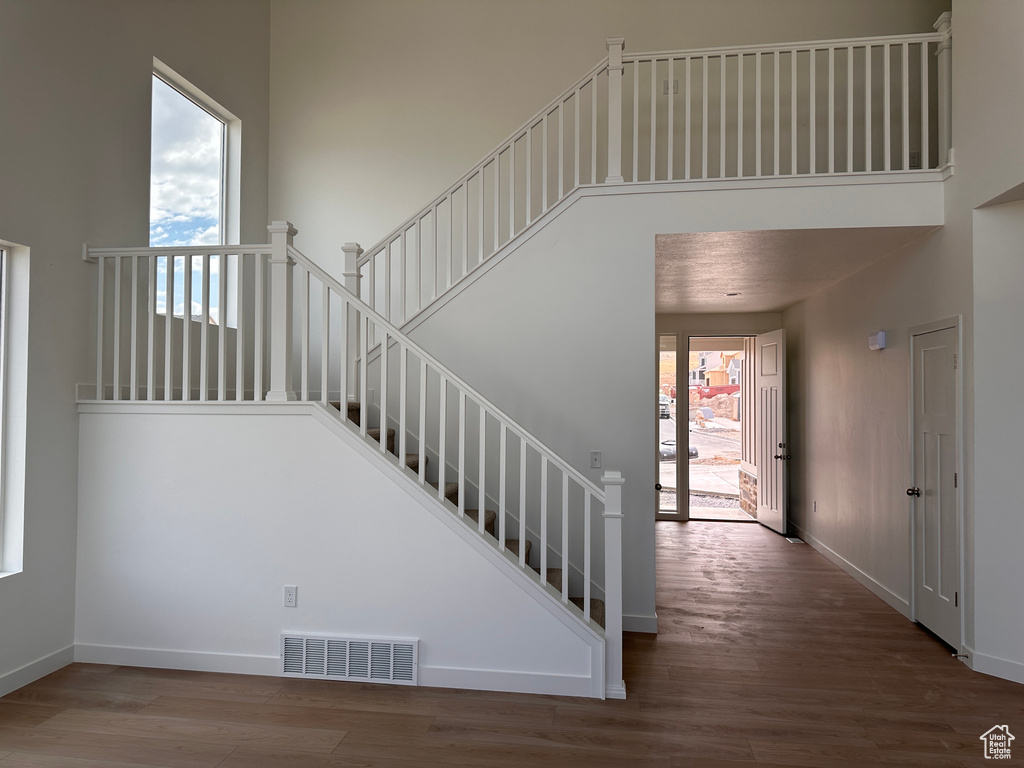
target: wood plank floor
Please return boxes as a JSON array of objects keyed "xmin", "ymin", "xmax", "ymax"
[{"xmin": 2, "ymin": 521, "xmax": 1021, "ymax": 766}]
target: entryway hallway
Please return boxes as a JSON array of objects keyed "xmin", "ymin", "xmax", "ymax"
[{"xmin": 640, "ymin": 521, "xmax": 1021, "ymax": 765}]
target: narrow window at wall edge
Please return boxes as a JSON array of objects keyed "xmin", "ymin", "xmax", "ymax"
[{"xmin": 0, "ymin": 240, "xmax": 29, "ymax": 577}]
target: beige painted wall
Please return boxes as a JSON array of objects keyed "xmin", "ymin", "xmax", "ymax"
[
  {"xmin": 268, "ymin": 0, "xmax": 948, "ymax": 262},
  {"xmin": 0, "ymin": 0, "xmax": 271, "ymax": 693}
]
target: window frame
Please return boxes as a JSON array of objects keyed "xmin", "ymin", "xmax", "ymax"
[
  {"xmin": 0, "ymin": 239, "xmax": 29, "ymax": 578},
  {"xmin": 151, "ymin": 58, "xmax": 241, "ymax": 246}
]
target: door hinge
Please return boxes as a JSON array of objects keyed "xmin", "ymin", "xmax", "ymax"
[
  {"xmin": 954, "ymin": 472, "xmax": 958, "ymax": 488},
  {"xmin": 953, "ymin": 353, "xmax": 958, "ymax": 369},
  {"xmin": 955, "ymin": 591, "xmax": 958, "ymax": 607}
]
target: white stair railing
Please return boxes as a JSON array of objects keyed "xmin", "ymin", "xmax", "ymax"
[
  {"xmin": 84, "ymin": 222, "xmax": 625, "ymax": 696},
  {"xmin": 83, "ymin": 243, "xmax": 273, "ymax": 402},
  {"xmin": 354, "ymin": 18, "xmax": 951, "ymax": 328}
]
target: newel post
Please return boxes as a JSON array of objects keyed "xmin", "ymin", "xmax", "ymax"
[
  {"xmin": 934, "ymin": 12, "xmax": 953, "ymax": 168},
  {"xmin": 341, "ymin": 242, "xmax": 363, "ymax": 298},
  {"xmin": 266, "ymin": 221, "xmax": 298, "ymax": 402},
  {"xmin": 341, "ymin": 242, "xmax": 363, "ymax": 402},
  {"xmin": 602, "ymin": 470, "xmax": 626, "ymax": 699},
  {"xmin": 605, "ymin": 37, "xmax": 625, "ymax": 184}
]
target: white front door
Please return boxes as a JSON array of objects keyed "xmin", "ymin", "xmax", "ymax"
[
  {"xmin": 755, "ymin": 329, "xmax": 787, "ymax": 534},
  {"xmin": 911, "ymin": 323, "xmax": 961, "ymax": 648}
]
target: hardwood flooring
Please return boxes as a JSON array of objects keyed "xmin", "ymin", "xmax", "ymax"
[{"xmin": 2, "ymin": 521, "xmax": 1021, "ymax": 766}]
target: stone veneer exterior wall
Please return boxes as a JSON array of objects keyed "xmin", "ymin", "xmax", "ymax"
[{"xmin": 739, "ymin": 468, "xmax": 757, "ymax": 519}]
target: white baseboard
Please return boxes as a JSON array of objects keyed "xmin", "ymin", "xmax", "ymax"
[
  {"xmin": 74, "ymin": 644, "xmax": 279, "ymax": 676},
  {"xmin": 418, "ymin": 664, "xmax": 595, "ymax": 697},
  {"xmin": 73, "ymin": 644, "xmax": 604, "ymax": 698},
  {"xmin": 963, "ymin": 643, "xmax": 1024, "ymax": 685},
  {"xmin": 791, "ymin": 523, "xmax": 911, "ymax": 617},
  {"xmin": 623, "ymin": 613, "xmax": 658, "ymax": 633},
  {"xmin": 0, "ymin": 644, "xmax": 74, "ymax": 697}
]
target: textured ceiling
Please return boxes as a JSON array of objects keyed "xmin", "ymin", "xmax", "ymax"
[{"xmin": 655, "ymin": 226, "xmax": 938, "ymax": 315}]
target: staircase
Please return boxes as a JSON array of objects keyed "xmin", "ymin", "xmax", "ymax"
[
  {"xmin": 85, "ymin": 222, "xmax": 626, "ymax": 698},
  {"xmin": 335, "ymin": 398, "xmax": 605, "ymax": 628}
]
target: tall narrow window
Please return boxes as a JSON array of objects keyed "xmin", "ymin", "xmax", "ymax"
[
  {"xmin": 149, "ymin": 61, "xmax": 239, "ymax": 323},
  {"xmin": 150, "ymin": 74, "xmax": 225, "ymax": 248}
]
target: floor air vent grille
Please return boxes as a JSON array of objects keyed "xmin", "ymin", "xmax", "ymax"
[{"xmin": 281, "ymin": 634, "xmax": 418, "ymax": 685}]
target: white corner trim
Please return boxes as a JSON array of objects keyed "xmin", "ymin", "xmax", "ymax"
[
  {"xmin": 963, "ymin": 644, "xmax": 1024, "ymax": 685},
  {"xmin": 791, "ymin": 522, "xmax": 911, "ymax": 617},
  {"xmin": 0, "ymin": 644, "xmax": 75, "ymax": 697}
]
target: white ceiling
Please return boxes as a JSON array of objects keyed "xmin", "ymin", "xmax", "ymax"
[{"xmin": 655, "ymin": 226, "xmax": 938, "ymax": 315}]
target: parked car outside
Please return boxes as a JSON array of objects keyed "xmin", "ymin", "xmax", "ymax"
[
  {"xmin": 659, "ymin": 393, "xmax": 671, "ymax": 419},
  {"xmin": 659, "ymin": 440, "xmax": 698, "ymax": 461}
]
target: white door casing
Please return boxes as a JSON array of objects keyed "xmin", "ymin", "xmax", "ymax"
[
  {"xmin": 910, "ymin": 321, "xmax": 962, "ymax": 649},
  {"xmin": 755, "ymin": 329, "xmax": 787, "ymax": 534}
]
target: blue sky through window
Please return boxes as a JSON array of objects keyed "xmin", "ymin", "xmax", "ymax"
[{"xmin": 150, "ymin": 75, "xmax": 224, "ymax": 320}]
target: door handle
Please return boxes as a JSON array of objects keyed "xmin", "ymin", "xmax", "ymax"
[
  {"xmin": 906, "ymin": 487, "xmax": 921, "ymax": 497},
  {"xmin": 773, "ymin": 454, "xmax": 792, "ymax": 460},
  {"xmin": 655, "ymin": 483, "xmax": 663, "ymax": 491}
]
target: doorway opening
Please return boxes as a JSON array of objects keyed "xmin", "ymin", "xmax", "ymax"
[{"xmin": 686, "ymin": 337, "xmax": 753, "ymax": 521}]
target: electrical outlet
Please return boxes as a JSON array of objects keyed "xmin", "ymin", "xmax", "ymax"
[
  {"xmin": 663, "ymin": 79, "xmax": 679, "ymax": 96},
  {"xmin": 590, "ymin": 450, "xmax": 602, "ymax": 469},
  {"xmin": 909, "ymin": 151, "xmax": 922, "ymax": 169},
  {"xmin": 283, "ymin": 585, "xmax": 297, "ymax": 608}
]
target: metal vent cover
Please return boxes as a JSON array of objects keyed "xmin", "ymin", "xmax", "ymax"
[{"xmin": 281, "ymin": 634, "xmax": 418, "ymax": 685}]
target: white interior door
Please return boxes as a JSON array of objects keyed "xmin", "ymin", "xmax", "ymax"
[
  {"xmin": 911, "ymin": 324, "xmax": 961, "ymax": 648},
  {"xmin": 755, "ymin": 329, "xmax": 787, "ymax": 534}
]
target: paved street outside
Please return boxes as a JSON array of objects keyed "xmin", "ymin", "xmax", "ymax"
[{"xmin": 658, "ymin": 400, "xmax": 751, "ymax": 519}]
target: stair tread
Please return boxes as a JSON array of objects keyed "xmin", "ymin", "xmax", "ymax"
[
  {"xmin": 570, "ymin": 596, "xmax": 605, "ymax": 629},
  {"xmin": 505, "ymin": 539, "xmax": 532, "ymax": 561},
  {"xmin": 427, "ymin": 481, "xmax": 460, "ymax": 501},
  {"xmin": 464, "ymin": 509, "xmax": 496, "ymax": 536}
]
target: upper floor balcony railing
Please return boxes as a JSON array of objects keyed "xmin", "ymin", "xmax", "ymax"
[{"xmin": 352, "ymin": 14, "xmax": 952, "ymax": 328}]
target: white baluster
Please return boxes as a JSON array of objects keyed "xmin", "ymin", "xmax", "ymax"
[
  {"xmin": 479, "ymin": 402, "xmax": 487, "ymax": 534},
  {"xmin": 865, "ymin": 45, "xmax": 873, "ymax": 172},
  {"xmin": 342, "ymin": 242, "xmax": 362, "ymax": 405},
  {"xmin": 95, "ymin": 255, "xmax": 105, "ymax": 399},
  {"xmin": 321, "ymin": 281, "xmax": 329, "ymax": 404},
  {"xmin": 266, "ymin": 221, "xmax": 297, "ymax": 402},
  {"xmin": 112, "ymin": 257, "xmax": 121, "ymax": 400},
  {"xmin": 828, "ymin": 46, "xmax": 835, "ymax": 174},
  {"xmin": 299, "ymin": 267, "xmax": 309, "ymax": 401},
  {"xmin": 164, "ymin": 255, "xmax": 174, "ymax": 400},
  {"xmin": 217, "ymin": 253, "xmax": 228, "ymax": 401},
  {"xmin": 147, "ymin": 254, "xmax": 156, "ymax": 401},
  {"xmin": 605, "ymin": 37, "xmax": 625, "ymax": 183},
  {"xmin": 737, "ymin": 54, "xmax": 744, "ymax": 177},
  {"xmin": 561, "ymin": 473, "xmax": 569, "ymax": 603},
  {"xmin": 847, "ymin": 47, "xmax": 854, "ymax": 173},
  {"xmin": 902, "ymin": 42, "xmax": 910, "ymax": 170},
  {"xmin": 920, "ymin": 41, "xmax": 928, "ymax": 169},
  {"xmin": 200, "ymin": 253, "xmax": 210, "ymax": 401},
  {"xmin": 129, "ymin": 255, "xmax": 139, "ymax": 400},
  {"xmin": 719, "ymin": 56, "xmax": 726, "ymax": 178},
  {"xmin": 755, "ymin": 53, "xmax": 762, "ymax": 177},
  {"xmin": 883, "ymin": 44, "xmax": 891, "ymax": 171},
  {"xmin": 667, "ymin": 58, "xmax": 675, "ymax": 179},
  {"xmin": 181, "ymin": 253, "xmax": 191, "ymax": 401}
]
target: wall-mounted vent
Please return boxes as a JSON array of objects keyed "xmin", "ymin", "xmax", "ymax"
[{"xmin": 280, "ymin": 634, "xmax": 418, "ymax": 685}]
